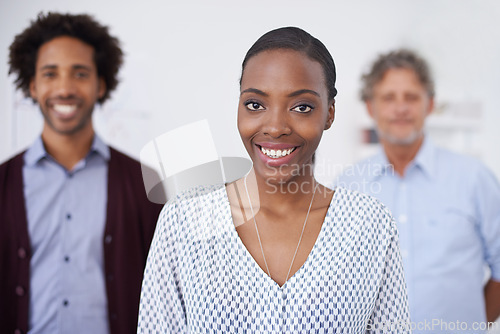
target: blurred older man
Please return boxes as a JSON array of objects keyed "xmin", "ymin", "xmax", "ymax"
[{"xmin": 338, "ymin": 49, "xmax": 500, "ymax": 333}]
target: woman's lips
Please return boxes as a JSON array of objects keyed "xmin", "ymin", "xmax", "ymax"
[
  {"xmin": 259, "ymin": 146, "xmax": 296, "ymax": 159},
  {"xmin": 255, "ymin": 143, "xmax": 299, "ymax": 167}
]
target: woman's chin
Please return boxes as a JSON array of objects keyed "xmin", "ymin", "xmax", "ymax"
[{"xmin": 254, "ymin": 165, "xmax": 313, "ymax": 189}]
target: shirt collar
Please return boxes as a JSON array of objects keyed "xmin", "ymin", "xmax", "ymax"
[
  {"xmin": 91, "ymin": 135, "xmax": 110, "ymax": 161},
  {"xmin": 365, "ymin": 146, "xmax": 394, "ymax": 182},
  {"xmin": 24, "ymin": 134, "xmax": 110, "ymax": 167},
  {"xmin": 24, "ymin": 136, "xmax": 47, "ymax": 166},
  {"xmin": 371, "ymin": 136, "xmax": 436, "ymax": 181},
  {"xmin": 412, "ymin": 136, "xmax": 436, "ymax": 179}
]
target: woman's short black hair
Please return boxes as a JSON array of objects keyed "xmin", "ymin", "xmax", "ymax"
[
  {"xmin": 240, "ymin": 27, "xmax": 337, "ymax": 101},
  {"xmin": 8, "ymin": 12, "xmax": 123, "ymax": 104}
]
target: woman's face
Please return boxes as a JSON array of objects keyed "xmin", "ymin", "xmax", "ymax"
[{"xmin": 238, "ymin": 49, "xmax": 335, "ymax": 185}]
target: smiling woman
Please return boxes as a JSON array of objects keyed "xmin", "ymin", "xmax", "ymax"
[
  {"xmin": 238, "ymin": 49, "xmax": 334, "ymax": 187},
  {"xmin": 138, "ymin": 27, "xmax": 410, "ymax": 333}
]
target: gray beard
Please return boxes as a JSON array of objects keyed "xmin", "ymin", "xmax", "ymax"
[{"xmin": 376, "ymin": 128, "xmax": 424, "ymax": 146}]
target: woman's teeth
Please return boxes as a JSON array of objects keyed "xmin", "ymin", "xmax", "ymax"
[
  {"xmin": 260, "ymin": 146, "xmax": 295, "ymax": 159},
  {"xmin": 53, "ymin": 104, "xmax": 77, "ymax": 115}
]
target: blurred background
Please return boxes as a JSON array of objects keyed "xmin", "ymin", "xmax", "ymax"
[
  {"xmin": 1, "ymin": 0, "xmax": 499, "ymax": 185},
  {"xmin": 1, "ymin": 0, "xmax": 500, "ymax": 331}
]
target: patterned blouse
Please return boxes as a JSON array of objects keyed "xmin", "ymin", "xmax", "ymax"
[{"xmin": 137, "ymin": 185, "xmax": 410, "ymax": 333}]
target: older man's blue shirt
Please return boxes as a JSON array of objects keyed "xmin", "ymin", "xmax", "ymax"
[{"xmin": 336, "ymin": 138, "xmax": 500, "ymax": 333}]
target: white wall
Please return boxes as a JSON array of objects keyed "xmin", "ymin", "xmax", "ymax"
[
  {"xmin": 1, "ymin": 0, "xmax": 500, "ymax": 331},
  {"xmin": 1, "ymin": 0, "xmax": 500, "ymax": 184}
]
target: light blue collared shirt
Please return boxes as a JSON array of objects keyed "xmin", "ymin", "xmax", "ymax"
[
  {"xmin": 23, "ymin": 135, "xmax": 110, "ymax": 334},
  {"xmin": 336, "ymin": 137, "xmax": 500, "ymax": 334}
]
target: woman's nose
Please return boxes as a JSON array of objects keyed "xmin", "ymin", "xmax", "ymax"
[{"xmin": 262, "ymin": 109, "xmax": 292, "ymax": 138}]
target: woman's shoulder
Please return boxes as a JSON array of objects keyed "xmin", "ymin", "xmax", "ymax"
[
  {"xmin": 173, "ymin": 183, "xmax": 226, "ymax": 204},
  {"xmin": 156, "ymin": 184, "xmax": 227, "ymax": 228},
  {"xmin": 333, "ymin": 185, "xmax": 390, "ymax": 210},
  {"xmin": 331, "ymin": 186, "xmax": 396, "ymax": 233}
]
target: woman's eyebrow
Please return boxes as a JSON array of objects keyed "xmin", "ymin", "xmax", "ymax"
[
  {"xmin": 240, "ymin": 88, "xmax": 320, "ymax": 98},
  {"xmin": 287, "ymin": 89, "xmax": 320, "ymax": 97},
  {"xmin": 240, "ymin": 88, "xmax": 268, "ymax": 97}
]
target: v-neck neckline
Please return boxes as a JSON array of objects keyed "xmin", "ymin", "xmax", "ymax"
[{"xmin": 221, "ymin": 185, "xmax": 339, "ymax": 289}]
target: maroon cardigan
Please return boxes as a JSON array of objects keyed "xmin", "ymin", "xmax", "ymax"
[{"xmin": 0, "ymin": 148, "xmax": 164, "ymax": 334}]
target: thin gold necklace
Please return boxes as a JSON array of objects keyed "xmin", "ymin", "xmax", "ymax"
[{"xmin": 243, "ymin": 175, "xmax": 318, "ymax": 283}]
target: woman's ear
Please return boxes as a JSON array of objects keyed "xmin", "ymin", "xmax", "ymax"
[{"xmin": 324, "ymin": 101, "xmax": 335, "ymax": 130}]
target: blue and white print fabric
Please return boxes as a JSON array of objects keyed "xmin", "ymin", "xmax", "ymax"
[{"xmin": 138, "ymin": 185, "xmax": 410, "ymax": 333}]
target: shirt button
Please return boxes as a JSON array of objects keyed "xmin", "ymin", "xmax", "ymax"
[
  {"xmin": 399, "ymin": 214, "xmax": 408, "ymax": 224},
  {"xmin": 401, "ymin": 249, "xmax": 409, "ymax": 258},
  {"xmin": 105, "ymin": 235, "xmax": 113, "ymax": 244},
  {"xmin": 63, "ymin": 300, "xmax": 69, "ymax": 307},
  {"xmin": 15, "ymin": 286, "xmax": 25, "ymax": 296},
  {"xmin": 66, "ymin": 213, "xmax": 71, "ymax": 220},
  {"xmin": 64, "ymin": 256, "xmax": 70, "ymax": 262},
  {"xmin": 17, "ymin": 248, "xmax": 27, "ymax": 259}
]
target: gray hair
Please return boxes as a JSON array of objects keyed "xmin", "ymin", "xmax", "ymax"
[{"xmin": 360, "ymin": 49, "xmax": 435, "ymax": 101}]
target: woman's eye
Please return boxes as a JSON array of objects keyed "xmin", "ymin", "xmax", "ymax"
[
  {"xmin": 245, "ymin": 102, "xmax": 264, "ymax": 111},
  {"xmin": 292, "ymin": 105, "xmax": 313, "ymax": 113}
]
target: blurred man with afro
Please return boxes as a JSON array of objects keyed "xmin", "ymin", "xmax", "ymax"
[{"xmin": 0, "ymin": 12, "xmax": 163, "ymax": 334}]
